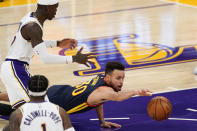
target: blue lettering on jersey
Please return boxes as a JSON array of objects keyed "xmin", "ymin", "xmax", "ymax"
[
  {"xmin": 24, "ymin": 110, "xmax": 61, "ymax": 126},
  {"xmin": 49, "ymin": 112, "xmax": 61, "ymax": 124}
]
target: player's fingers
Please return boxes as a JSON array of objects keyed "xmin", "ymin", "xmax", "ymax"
[
  {"xmin": 72, "ymin": 40, "xmax": 77, "ymax": 48},
  {"xmin": 87, "ymin": 56, "xmax": 96, "ymax": 59},
  {"xmin": 78, "ymin": 47, "xmax": 84, "ymax": 53},
  {"xmin": 84, "ymin": 63, "xmax": 90, "ymax": 67},
  {"xmin": 101, "ymin": 123, "xmax": 111, "ymax": 128},
  {"xmin": 87, "ymin": 61, "xmax": 94, "ymax": 64},
  {"xmin": 70, "ymin": 45, "xmax": 75, "ymax": 50},
  {"xmin": 86, "ymin": 52, "xmax": 95, "ymax": 56},
  {"xmin": 105, "ymin": 124, "xmax": 111, "ymax": 128},
  {"xmin": 71, "ymin": 42, "xmax": 76, "ymax": 47},
  {"xmin": 110, "ymin": 123, "xmax": 121, "ymax": 128},
  {"xmin": 74, "ymin": 39, "xmax": 78, "ymax": 45},
  {"xmin": 146, "ymin": 92, "xmax": 152, "ymax": 96}
]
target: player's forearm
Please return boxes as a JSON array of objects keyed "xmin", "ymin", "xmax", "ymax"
[
  {"xmin": 95, "ymin": 104, "xmax": 104, "ymax": 123},
  {"xmin": 115, "ymin": 90, "xmax": 138, "ymax": 101},
  {"xmin": 45, "ymin": 40, "xmax": 57, "ymax": 48},
  {"xmin": 34, "ymin": 42, "xmax": 73, "ymax": 64}
]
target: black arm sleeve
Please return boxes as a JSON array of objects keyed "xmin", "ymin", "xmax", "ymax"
[{"xmin": 0, "ymin": 103, "xmax": 15, "ymax": 116}]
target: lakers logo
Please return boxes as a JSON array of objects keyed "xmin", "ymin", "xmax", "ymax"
[{"xmin": 59, "ymin": 34, "xmax": 197, "ymax": 76}]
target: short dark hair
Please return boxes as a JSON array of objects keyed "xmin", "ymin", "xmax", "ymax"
[
  {"xmin": 37, "ymin": 4, "xmax": 47, "ymax": 9},
  {"xmin": 105, "ymin": 61, "xmax": 125, "ymax": 75},
  {"xmin": 28, "ymin": 75, "xmax": 49, "ymax": 92}
]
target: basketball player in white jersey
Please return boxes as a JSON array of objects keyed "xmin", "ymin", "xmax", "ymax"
[
  {"xmin": 0, "ymin": 0, "xmax": 95, "ymax": 109},
  {"xmin": 5, "ymin": 75, "xmax": 75, "ymax": 131}
]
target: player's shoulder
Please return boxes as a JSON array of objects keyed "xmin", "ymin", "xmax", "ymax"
[
  {"xmin": 22, "ymin": 22, "xmax": 42, "ymax": 31},
  {"xmin": 97, "ymin": 86, "xmax": 113, "ymax": 92}
]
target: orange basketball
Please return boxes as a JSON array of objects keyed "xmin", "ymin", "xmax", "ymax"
[{"xmin": 147, "ymin": 96, "xmax": 172, "ymax": 121}]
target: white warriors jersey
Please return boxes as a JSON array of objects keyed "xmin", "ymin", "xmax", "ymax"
[
  {"xmin": 19, "ymin": 101, "xmax": 64, "ymax": 131},
  {"xmin": 6, "ymin": 12, "xmax": 43, "ymax": 64}
]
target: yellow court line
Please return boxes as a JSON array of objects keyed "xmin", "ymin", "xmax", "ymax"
[
  {"xmin": 168, "ymin": 0, "xmax": 197, "ymax": 7},
  {"xmin": 0, "ymin": 0, "xmax": 37, "ymax": 7},
  {"xmin": 0, "ymin": 0, "xmax": 67, "ymax": 7}
]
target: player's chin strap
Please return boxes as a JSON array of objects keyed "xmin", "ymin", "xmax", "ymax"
[
  {"xmin": 65, "ymin": 127, "xmax": 75, "ymax": 131},
  {"xmin": 29, "ymin": 90, "xmax": 47, "ymax": 96}
]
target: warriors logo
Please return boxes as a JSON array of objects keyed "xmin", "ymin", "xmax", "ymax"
[{"xmin": 59, "ymin": 34, "xmax": 197, "ymax": 76}]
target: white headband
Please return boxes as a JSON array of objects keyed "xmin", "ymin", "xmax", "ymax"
[
  {"xmin": 29, "ymin": 90, "xmax": 47, "ymax": 96},
  {"xmin": 37, "ymin": 0, "xmax": 58, "ymax": 5}
]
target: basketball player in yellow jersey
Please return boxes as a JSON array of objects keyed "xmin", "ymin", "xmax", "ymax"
[
  {"xmin": 0, "ymin": 0, "xmax": 95, "ymax": 109},
  {"xmin": 4, "ymin": 75, "xmax": 75, "ymax": 131}
]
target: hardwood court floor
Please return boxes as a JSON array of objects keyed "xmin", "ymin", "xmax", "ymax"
[{"xmin": 1, "ymin": 0, "xmax": 197, "ymax": 130}]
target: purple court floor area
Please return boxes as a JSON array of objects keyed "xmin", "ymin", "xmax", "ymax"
[{"xmin": 70, "ymin": 88, "xmax": 197, "ymax": 131}]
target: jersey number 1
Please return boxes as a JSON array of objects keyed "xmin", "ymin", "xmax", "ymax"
[{"xmin": 41, "ymin": 123, "xmax": 46, "ymax": 131}]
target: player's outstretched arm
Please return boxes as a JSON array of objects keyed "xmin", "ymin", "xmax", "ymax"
[
  {"xmin": 59, "ymin": 107, "xmax": 75, "ymax": 131},
  {"xmin": 95, "ymin": 104, "xmax": 121, "ymax": 128},
  {"xmin": 103, "ymin": 87, "xmax": 152, "ymax": 102},
  {"xmin": 9, "ymin": 109, "xmax": 22, "ymax": 131}
]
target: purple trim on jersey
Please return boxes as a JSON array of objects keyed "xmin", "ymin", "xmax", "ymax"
[
  {"xmin": 28, "ymin": 101, "xmax": 47, "ymax": 103},
  {"xmin": 10, "ymin": 61, "xmax": 29, "ymax": 94},
  {"xmin": 12, "ymin": 100, "xmax": 26, "ymax": 109},
  {"xmin": 5, "ymin": 59, "xmax": 29, "ymax": 65},
  {"xmin": 5, "ymin": 59, "xmax": 30, "ymax": 96}
]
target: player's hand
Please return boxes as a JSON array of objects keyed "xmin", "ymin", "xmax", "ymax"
[
  {"xmin": 72, "ymin": 47, "xmax": 96, "ymax": 67},
  {"xmin": 100, "ymin": 121, "xmax": 121, "ymax": 128},
  {"xmin": 137, "ymin": 89, "xmax": 152, "ymax": 96},
  {"xmin": 57, "ymin": 38, "xmax": 77, "ymax": 50}
]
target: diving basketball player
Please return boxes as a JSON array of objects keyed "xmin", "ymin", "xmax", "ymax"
[{"xmin": 46, "ymin": 61, "xmax": 152, "ymax": 128}]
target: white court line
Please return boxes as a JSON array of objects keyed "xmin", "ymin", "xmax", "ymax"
[
  {"xmin": 153, "ymin": 86, "xmax": 197, "ymax": 95},
  {"xmin": 128, "ymin": 87, "xmax": 197, "ymax": 98},
  {"xmin": 167, "ymin": 87, "xmax": 179, "ymax": 91},
  {"xmin": 186, "ymin": 108, "xmax": 197, "ymax": 112},
  {"xmin": 168, "ymin": 118, "xmax": 197, "ymax": 121},
  {"xmin": 90, "ymin": 117, "xmax": 130, "ymax": 121},
  {"xmin": 131, "ymin": 87, "xmax": 197, "ymax": 98}
]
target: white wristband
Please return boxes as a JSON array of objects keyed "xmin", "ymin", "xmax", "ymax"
[
  {"xmin": 34, "ymin": 42, "xmax": 72, "ymax": 64},
  {"xmin": 45, "ymin": 40, "xmax": 57, "ymax": 48},
  {"xmin": 65, "ymin": 127, "xmax": 75, "ymax": 131}
]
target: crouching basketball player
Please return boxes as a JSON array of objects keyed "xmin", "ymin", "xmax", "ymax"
[{"xmin": 5, "ymin": 75, "xmax": 75, "ymax": 131}]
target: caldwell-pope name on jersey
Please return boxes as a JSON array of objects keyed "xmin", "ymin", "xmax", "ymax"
[{"xmin": 24, "ymin": 110, "xmax": 61, "ymax": 125}]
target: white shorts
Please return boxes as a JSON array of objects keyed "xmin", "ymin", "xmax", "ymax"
[{"xmin": 1, "ymin": 59, "xmax": 31, "ymax": 108}]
